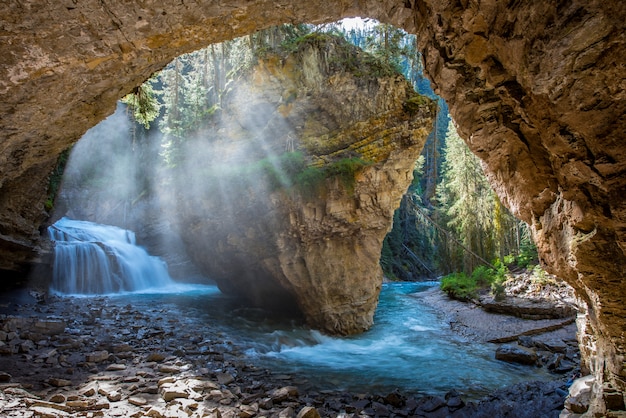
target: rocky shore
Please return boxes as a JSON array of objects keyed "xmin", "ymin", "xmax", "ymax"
[{"xmin": 0, "ymin": 283, "xmax": 577, "ymax": 418}]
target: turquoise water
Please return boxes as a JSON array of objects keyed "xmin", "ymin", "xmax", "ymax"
[{"xmin": 104, "ymin": 282, "xmax": 553, "ymax": 398}]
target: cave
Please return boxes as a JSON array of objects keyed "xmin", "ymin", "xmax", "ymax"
[{"xmin": 1, "ymin": 0, "xmax": 624, "ymax": 414}]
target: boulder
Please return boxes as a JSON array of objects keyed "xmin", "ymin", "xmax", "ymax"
[{"xmin": 495, "ymin": 344, "xmax": 539, "ymax": 365}]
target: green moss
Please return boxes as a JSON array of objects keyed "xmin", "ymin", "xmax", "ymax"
[
  {"xmin": 325, "ymin": 157, "xmax": 372, "ymax": 193},
  {"xmin": 295, "ymin": 166, "xmax": 326, "ymax": 194},
  {"xmin": 45, "ymin": 148, "xmax": 71, "ymax": 213},
  {"xmin": 403, "ymin": 94, "xmax": 430, "ymax": 115}
]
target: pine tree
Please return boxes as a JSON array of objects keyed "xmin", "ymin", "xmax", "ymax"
[{"xmin": 437, "ymin": 120, "xmax": 495, "ymax": 273}]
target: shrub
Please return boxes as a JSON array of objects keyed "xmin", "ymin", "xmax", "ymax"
[
  {"xmin": 515, "ymin": 241, "xmax": 539, "ymax": 268},
  {"xmin": 441, "ymin": 261, "xmax": 510, "ymax": 301},
  {"xmin": 295, "ymin": 166, "xmax": 326, "ymax": 194},
  {"xmin": 440, "ymin": 272, "xmax": 478, "ymax": 300},
  {"xmin": 325, "ymin": 157, "xmax": 371, "ymax": 192}
]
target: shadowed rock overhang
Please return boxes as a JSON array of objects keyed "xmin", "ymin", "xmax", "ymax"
[{"xmin": 1, "ymin": 0, "xmax": 624, "ymax": 414}]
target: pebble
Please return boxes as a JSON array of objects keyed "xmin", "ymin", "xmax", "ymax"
[
  {"xmin": 296, "ymin": 405, "xmax": 321, "ymax": 418},
  {"xmin": 86, "ymin": 350, "xmax": 109, "ymax": 363},
  {"xmin": 158, "ymin": 364, "xmax": 180, "ymax": 373},
  {"xmin": 49, "ymin": 377, "xmax": 72, "ymax": 387},
  {"xmin": 49, "ymin": 393, "xmax": 66, "ymax": 403},
  {"xmin": 146, "ymin": 352, "xmax": 165, "ymax": 362},
  {"xmin": 161, "ymin": 386, "xmax": 189, "ymax": 401},
  {"xmin": 216, "ymin": 371, "xmax": 234, "ymax": 385},
  {"xmin": 0, "ymin": 294, "xmax": 579, "ymax": 418},
  {"xmin": 128, "ymin": 396, "xmax": 148, "ymax": 406},
  {"xmin": 105, "ymin": 363, "xmax": 127, "ymax": 371}
]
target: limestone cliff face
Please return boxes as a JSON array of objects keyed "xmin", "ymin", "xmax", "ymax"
[
  {"xmin": 174, "ymin": 37, "xmax": 434, "ymax": 335},
  {"xmin": 1, "ymin": 0, "xmax": 625, "ymax": 412},
  {"xmin": 412, "ymin": 2, "xmax": 626, "ymax": 412}
]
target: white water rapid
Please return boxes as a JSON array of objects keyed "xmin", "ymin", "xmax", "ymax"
[{"xmin": 48, "ymin": 217, "xmax": 175, "ymax": 294}]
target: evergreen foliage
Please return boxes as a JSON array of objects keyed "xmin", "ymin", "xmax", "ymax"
[
  {"xmin": 121, "ymin": 82, "xmax": 160, "ymax": 129},
  {"xmin": 436, "ymin": 121, "xmax": 495, "ymax": 273},
  {"xmin": 46, "ymin": 148, "xmax": 71, "ymax": 212}
]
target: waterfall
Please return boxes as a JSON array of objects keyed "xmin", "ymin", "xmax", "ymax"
[{"xmin": 49, "ymin": 217, "xmax": 175, "ymax": 294}]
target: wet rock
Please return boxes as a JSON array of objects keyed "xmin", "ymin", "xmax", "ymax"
[
  {"xmin": 216, "ymin": 372, "xmax": 235, "ymax": 385},
  {"xmin": 603, "ymin": 384, "xmax": 625, "ymax": 411},
  {"xmin": 370, "ymin": 401, "xmax": 391, "ymax": 416},
  {"xmin": 146, "ymin": 406, "xmax": 166, "ymax": 417},
  {"xmin": 535, "ymin": 338, "xmax": 568, "ymax": 353},
  {"xmin": 296, "ymin": 406, "xmax": 321, "ymax": 418},
  {"xmin": 106, "ymin": 390, "xmax": 122, "ymax": 402},
  {"xmin": 564, "ymin": 375, "xmax": 594, "ymax": 414},
  {"xmin": 128, "ymin": 395, "xmax": 148, "ymax": 406},
  {"xmin": 419, "ymin": 395, "xmax": 446, "ymax": 413},
  {"xmin": 34, "ymin": 320, "xmax": 66, "ymax": 335},
  {"xmin": 146, "ymin": 352, "xmax": 166, "ymax": 362},
  {"xmin": 278, "ymin": 406, "xmax": 295, "ymax": 417},
  {"xmin": 495, "ymin": 344, "xmax": 538, "ymax": 365},
  {"xmin": 161, "ymin": 385, "xmax": 189, "ymax": 401},
  {"xmin": 0, "ymin": 371, "xmax": 11, "ymax": 382},
  {"xmin": 350, "ymin": 398, "xmax": 370, "ymax": 412},
  {"xmin": 384, "ymin": 391, "xmax": 404, "ymax": 407},
  {"xmin": 445, "ymin": 389, "xmax": 465, "ymax": 411},
  {"xmin": 49, "ymin": 378, "xmax": 72, "ymax": 387},
  {"xmin": 554, "ymin": 359, "xmax": 575, "ymax": 374},
  {"xmin": 49, "ymin": 393, "xmax": 66, "ymax": 403},
  {"xmin": 86, "ymin": 350, "xmax": 109, "ymax": 363},
  {"xmin": 270, "ymin": 386, "xmax": 298, "ymax": 403},
  {"xmin": 111, "ymin": 343, "xmax": 132, "ymax": 353},
  {"xmin": 259, "ymin": 397, "xmax": 274, "ymax": 410},
  {"xmin": 158, "ymin": 364, "xmax": 180, "ymax": 374},
  {"xmin": 158, "ymin": 376, "xmax": 176, "ymax": 386},
  {"xmin": 105, "ymin": 363, "xmax": 127, "ymax": 371}
]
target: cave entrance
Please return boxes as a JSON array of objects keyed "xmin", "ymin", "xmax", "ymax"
[
  {"xmin": 37, "ymin": 20, "xmax": 578, "ymax": 411},
  {"xmin": 2, "ymin": 2, "xmax": 624, "ymax": 414}
]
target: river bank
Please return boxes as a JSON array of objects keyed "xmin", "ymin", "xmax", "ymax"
[{"xmin": 0, "ymin": 282, "xmax": 577, "ymax": 417}]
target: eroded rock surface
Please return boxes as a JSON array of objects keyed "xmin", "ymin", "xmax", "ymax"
[
  {"xmin": 1, "ymin": 0, "xmax": 625, "ymax": 413},
  {"xmin": 173, "ymin": 36, "xmax": 434, "ymax": 335}
]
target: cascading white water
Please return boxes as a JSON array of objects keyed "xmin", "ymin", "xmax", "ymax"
[{"xmin": 48, "ymin": 217, "xmax": 175, "ymax": 294}]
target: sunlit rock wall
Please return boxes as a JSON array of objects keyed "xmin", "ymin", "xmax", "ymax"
[
  {"xmin": 413, "ymin": 2, "xmax": 626, "ymax": 413},
  {"xmin": 173, "ymin": 36, "xmax": 435, "ymax": 334}
]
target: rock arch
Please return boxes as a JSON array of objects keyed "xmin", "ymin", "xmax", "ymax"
[{"xmin": 1, "ymin": 0, "xmax": 624, "ymax": 412}]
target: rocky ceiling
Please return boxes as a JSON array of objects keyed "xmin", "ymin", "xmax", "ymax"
[{"xmin": 1, "ymin": 0, "xmax": 624, "ymax": 413}]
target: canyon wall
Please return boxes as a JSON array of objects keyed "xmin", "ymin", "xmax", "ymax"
[
  {"xmin": 0, "ymin": 0, "xmax": 624, "ymax": 413},
  {"xmin": 171, "ymin": 35, "xmax": 434, "ymax": 335}
]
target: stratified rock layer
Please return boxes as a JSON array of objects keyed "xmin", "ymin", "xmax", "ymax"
[
  {"xmin": 0, "ymin": 0, "xmax": 624, "ymax": 413},
  {"xmin": 173, "ymin": 37, "xmax": 434, "ymax": 335}
]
